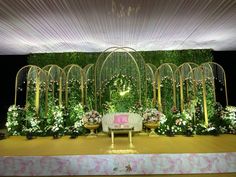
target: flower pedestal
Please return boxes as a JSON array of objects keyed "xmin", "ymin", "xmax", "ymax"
[
  {"xmin": 144, "ymin": 122, "xmax": 160, "ymax": 137},
  {"xmin": 84, "ymin": 124, "xmax": 100, "ymax": 137}
]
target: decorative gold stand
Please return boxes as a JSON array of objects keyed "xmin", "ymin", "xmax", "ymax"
[
  {"xmin": 84, "ymin": 124, "xmax": 100, "ymax": 137},
  {"xmin": 144, "ymin": 122, "xmax": 160, "ymax": 137}
]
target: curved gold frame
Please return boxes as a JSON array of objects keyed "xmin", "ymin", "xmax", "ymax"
[
  {"xmin": 155, "ymin": 63, "xmax": 177, "ymax": 112},
  {"xmin": 146, "ymin": 63, "xmax": 157, "ymax": 107},
  {"xmin": 83, "ymin": 64, "xmax": 95, "ymax": 107},
  {"xmin": 63, "ymin": 64, "xmax": 85, "ymax": 107},
  {"xmin": 42, "ymin": 65, "xmax": 66, "ymax": 106},
  {"xmin": 200, "ymin": 62, "xmax": 228, "ymax": 106},
  {"xmin": 190, "ymin": 67, "xmax": 209, "ymax": 126},
  {"xmin": 13, "ymin": 52, "xmax": 228, "ymax": 130},
  {"xmin": 95, "ymin": 46, "xmax": 145, "ymax": 110},
  {"xmin": 175, "ymin": 62, "xmax": 199, "ymax": 112},
  {"xmin": 15, "ymin": 65, "xmax": 48, "ymax": 115}
]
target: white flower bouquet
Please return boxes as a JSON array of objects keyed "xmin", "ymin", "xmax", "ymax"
[
  {"xmin": 83, "ymin": 110, "xmax": 102, "ymax": 125},
  {"xmin": 143, "ymin": 108, "xmax": 163, "ymax": 123}
]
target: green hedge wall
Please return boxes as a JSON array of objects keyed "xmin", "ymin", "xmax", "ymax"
[{"xmin": 27, "ymin": 49, "xmax": 213, "ymax": 68}]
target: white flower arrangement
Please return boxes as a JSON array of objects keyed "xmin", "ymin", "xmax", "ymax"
[
  {"xmin": 74, "ymin": 119, "xmax": 84, "ymax": 128},
  {"xmin": 69, "ymin": 119, "xmax": 85, "ymax": 136},
  {"xmin": 6, "ymin": 105, "xmax": 24, "ymax": 135},
  {"xmin": 51, "ymin": 106, "xmax": 64, "ymax": 133},
  {"xmin": 47, "ymin": 105, "xmax": 65, "ymax": 134},
  {"xmin": 143, "ymin": 108, "xmax": 164, "ymax": 123},
  {"xmin": 23, "ymin": 116, "xmax": 41, "ymax": 134},
  {"xmin": 225, "ymin": 106, "xmax": 236, "ymax": 112},
  {"xmin": 222, "ymin": 106, "xmax": 236, "ymax": 133},
  {"xmin": 83, "ymin": 110, "xmax": 102, "ymax": 125}
]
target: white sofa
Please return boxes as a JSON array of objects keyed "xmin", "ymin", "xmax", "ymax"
[{"xmin": 101, "ymin": 112, "xmax": 143, "ymax": 133}]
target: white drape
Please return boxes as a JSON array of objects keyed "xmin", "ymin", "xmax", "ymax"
[{"xmin": 0, "ymin": 0, "xmax": 235, "ymax": 54}]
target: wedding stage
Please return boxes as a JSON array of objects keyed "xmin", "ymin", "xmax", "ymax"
[{"xmin": 0, "ymin": 134, "xmax": 236, "ymax": 176}]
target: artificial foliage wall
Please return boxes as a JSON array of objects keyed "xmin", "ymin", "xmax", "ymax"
[
  {"xmin": 7, "ymin": 48, "xmax": 236, "ymax": 138},
  {"xmin": 28, "ymin": 49, "xmax": 213, "ymax": 68}
]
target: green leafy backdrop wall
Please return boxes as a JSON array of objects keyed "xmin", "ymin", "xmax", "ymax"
[{"xmin": 27, "ymin": 49, "xmax": 213, "ymax": 68}]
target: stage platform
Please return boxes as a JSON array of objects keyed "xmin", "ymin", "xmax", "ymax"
[{"xmin": 0, "ymin": 134, "xmax": 236, "ymax": 176}]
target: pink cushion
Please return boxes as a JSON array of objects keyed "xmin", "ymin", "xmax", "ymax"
[{"xmin": 114, "ymin": 114, "xmax": 129, "ymax": 124}]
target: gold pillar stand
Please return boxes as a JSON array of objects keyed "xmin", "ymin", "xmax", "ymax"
[
  {"xmin": 144, "ymin": 122, "xmax": 160, "ymax": 137},
  {"xmin": 84, "ymin": 124, "xmax": 100, "ymax": 138}
]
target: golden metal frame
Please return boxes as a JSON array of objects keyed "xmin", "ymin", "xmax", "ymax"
[
  {"xmin": 190, "ymin": 67, "xmax": 208, "ymax": 126},
  {"xmin": 83, "ymin": 64, "xmax": 95, "ymax": 107},
  {"xmin": 63, "ymin": 64, "xmax": 85, "ymax": 107},
  {"xmin": 95, "ymin": 47, "xmax": 145, "ymax": 110},
  {"xmin": 175, "ymin": 62, "xmax": 198, "ymax": 112},
  {"xmin": 145, "ymin": 63, "xmax": 157, "ymax": 107},
  {"xmin": 155, "ymin": 63, "xmax": 177, "ymax": 112},
  {"xmin": 200, "ymin": 62, "xmax": 228, "ymax": 106},
  {"xmin": 15, "ymin": 65, "xmax": 48, "ymax": 115},
  {"xmin": 42, "ymin": 65, "xmax": 66, "ymax": 106}
]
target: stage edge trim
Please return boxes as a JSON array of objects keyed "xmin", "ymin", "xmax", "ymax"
[{"xmin": 0, "ymin": 152, "xmax": 236, "ymax": 175}]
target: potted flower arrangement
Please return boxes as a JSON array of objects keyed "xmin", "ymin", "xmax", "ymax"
[
  {"xmin": 165, "ymin": 106, "xmax": 181, "ymax": 137},
  {"xmin": 143, "ymin": 108, "xmax": 162, "ymax": 124},
  {"xmin": 69, "ymin": 120, "xmax": 84, "ymax": 139},
  {"xmin": 178, "ymin": 110, "xmax": 194, "ymax": 137},
  {"xmin": 23, "ymin": 117, "xmax": 41, "ymax": 140},
  {"xmin": 66, "ymin": 103, "xmax": 85, "ymax": 138},
  {"xmin": 143, "ymin": 108, "xmax": 163, "ymax": 136},
  {"xmin": 83, "ymin": 110, "xmax": 102, "ymax": 136},
  {"xmin": 23, "ymin": 106, "xmax": 42, "ymax": 140},
  {"xmin": 6, "ymin": 105, "xmax": 25, "ymax": 135},
  {"xmin": 48, "ymin": 105, "xmax": 64, "ymax": 139},
  {"xmin": 221, "ymin": 105, "xmax": 236, "ymax": 134},
  {"xmin": 83, "ymin": 110, "xmax": 102, "ymax": 125}
]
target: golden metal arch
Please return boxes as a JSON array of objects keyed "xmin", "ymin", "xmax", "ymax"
[{"xmin": 95, "ymin": 47, "xmax": 145, "ymax": 109}]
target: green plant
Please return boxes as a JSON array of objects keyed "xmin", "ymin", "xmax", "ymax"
[
  {"xmin": 219, "ymin": 105, "xmax": 236, "ymax": 134},
  {"xmin": 6, "ymin": 105, "xmax": 25, "ymax": 135},
  {"xmin": 66, "ymin": 103, "xmax": 86, "ymax": 136},
  {"xmin": 46, "ymin": 105, "xmax": 65, "ymax": 136},
  {"xmin": 23, "ymin": 106, "xmax": 42, "ymax": 136},
  {"xmin": 129, "ymin": 102, "xmax": 144, "ymax": 115}
]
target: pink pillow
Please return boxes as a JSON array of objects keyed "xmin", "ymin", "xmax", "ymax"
[{"xmin": 114, "ymin": 114, "xmax": 129, "ymax": 124}]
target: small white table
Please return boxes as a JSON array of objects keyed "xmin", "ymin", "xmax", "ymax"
[{"xmin": 108, "ymin": 125, "xmax": 134, "ymax": 145}]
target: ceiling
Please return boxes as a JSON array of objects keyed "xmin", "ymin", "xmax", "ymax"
[{"xmin": 0, "ymin": 0, "xmax": 236, "ymax": 55}]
